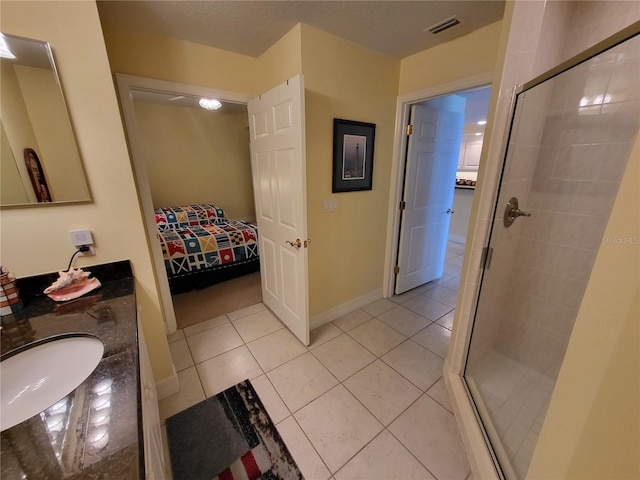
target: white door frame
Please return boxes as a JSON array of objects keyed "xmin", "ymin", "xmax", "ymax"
[
  {"xmin": 383, "ymin": 72, "xmax": 494, "ymax": 299},
  {"xmin": 116, "ymin": 74, "xmax": 253, "ymax": 334}
]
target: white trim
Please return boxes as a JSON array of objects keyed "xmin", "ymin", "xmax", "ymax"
[
  {"xmin": 444, "ymin": 361, "xmax": 500, "ymax": 479},
  {"xmin": 383, "ymin": 72, "xmax": 494, "ymax": 299},
  {"xmin": 310, "ymin": 288, "xmax": 382, "ymax": 330},
  {"xmin": 115, "ymin": 74, "xmax": 254, "ymax": 335},
  {"xmin": 155, "ymin": 363, "xmax": 179, "ymax": 400}
]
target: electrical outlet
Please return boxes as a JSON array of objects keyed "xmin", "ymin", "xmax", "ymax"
[{"xmin": 70, "ymin": 230, "xmax": 95, "ymax": 256}]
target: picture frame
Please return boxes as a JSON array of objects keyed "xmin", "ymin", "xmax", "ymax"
[{"xmin": 332, "ymin": 118, "xmax": 376, "ymax": 193}]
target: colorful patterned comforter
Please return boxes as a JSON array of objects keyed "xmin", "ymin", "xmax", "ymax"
[{"xmin": 159, "ymin": 220, "xmax": 259, "ymax": 277}]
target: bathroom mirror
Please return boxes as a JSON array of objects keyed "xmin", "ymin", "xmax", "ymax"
[{"xmin": 0, "ymin": 33, "xmax": 91, "ymax": 207}]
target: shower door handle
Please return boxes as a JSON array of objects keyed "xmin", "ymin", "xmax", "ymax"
[{"xmin": 504, "ymin": 197, "xmax": 531, "ymax": 227}]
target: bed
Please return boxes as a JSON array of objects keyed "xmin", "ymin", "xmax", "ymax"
[{"xmin": 155, "ymin": 204, "xmax": 260, "ymax": 294}]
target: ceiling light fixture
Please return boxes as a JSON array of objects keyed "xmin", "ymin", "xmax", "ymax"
[
  {"xmin": 477, "ymin": 120, "xmax": 487, "ymax": 125},
  {"xmin": 199, "ymin": 98, "xmax": 222, "ymax": 110}
]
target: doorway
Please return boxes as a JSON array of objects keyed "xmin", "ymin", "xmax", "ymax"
[
  {"xmin": 116, "ymin": 74, "xmax": 255, "ymax": 334},
  {"xmin": 391, "ymin": 84, "xmax": 492, "ymax": 297},
  {"xmin": 129, "ymin": 90, "xmax": 262, "ymax": 330}
]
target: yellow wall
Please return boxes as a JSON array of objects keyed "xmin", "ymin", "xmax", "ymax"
[
  {"xmin": 1, "ymin": 61, "xmax": 40, "ymax": 203},
  {"xmin": 300, "ymin": 24, "xmax": 400, "ymax": 315},
  {"xmin": 102, "ymin": 28, "xmax": 259, "ymax": 95},
  {"xmin": 133, "ymin": 103, "xmax": 254, "ymax": 220},
  {"xmin": 398, "ymin": 20, "xmax": 503, "ymax": 95},
  {"xmin": 0, "ymin": 1, "xmax": 172, "ymax": 382},
  {"xmin": 256, "ymin": 23, "xmax": 303, "ymax": 92},
  {"xmin": 1, "ymin": 123, "xmax": 29, "ymax": 204},
  {"xmin": 527, "ymin": 137, "xmax": 640, "ymax": 479}
]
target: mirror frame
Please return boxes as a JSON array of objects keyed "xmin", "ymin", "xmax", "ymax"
[{"xmin": 0, "ymin": 32, "xmax": 92, "ymax": 209}]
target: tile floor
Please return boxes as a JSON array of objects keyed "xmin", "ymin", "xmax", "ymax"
[{"xmin": 160, "ymin": 241, "xmax": 472, "ymax": 479}]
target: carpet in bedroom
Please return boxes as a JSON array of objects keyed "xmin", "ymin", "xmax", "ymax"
[{"xmin": 172, "ymin": 272, "xmax": 262, "ymax": 330}]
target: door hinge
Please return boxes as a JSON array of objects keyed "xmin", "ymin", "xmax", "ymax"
[
  {"xmin": 304, "ymin": 239, "xmax": 311, "ymax": 248},
  {"xmin": 399, "ymin": 201, "xmax": 406, "ymax": 210},
  {"xmin": 406, "ymin": 124, "xmax": 413, "ymax": 135},
  {"xmin": 394, "ymin": 265, "xmax": 400, "ymax": 275},
  {"xmin": 481, "ymin": 247, "xmax": 493, "ymax": 269}
]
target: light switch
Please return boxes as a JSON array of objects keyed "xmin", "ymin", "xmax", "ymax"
[{"xmin": 323, "ymin": 198, "xmax": 338, "ymax": 212}]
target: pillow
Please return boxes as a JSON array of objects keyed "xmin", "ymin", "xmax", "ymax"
[{"xmin": 155, "ymin": 204, "xmax": 226, "ymax": 231}]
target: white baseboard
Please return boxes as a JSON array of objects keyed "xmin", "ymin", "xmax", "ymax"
[
  {"xmin": 448, "ymin": 234, "xmax": 467, "ymax": 245},
  {"xmin": 310, "ymin": 288, "xmax": 382, "ymax": 330},
  {"xmin": 156, "ymin": 363, "xmax": 179, "ymax": 400}
]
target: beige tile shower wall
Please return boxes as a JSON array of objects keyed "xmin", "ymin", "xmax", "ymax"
[
  {"xmin": 562, "ymin": 1, "xmax": 640, "ymax": 60},
  {"xmin": 495, "ymin": 31, "xmax": 640, "ymax": 377}
]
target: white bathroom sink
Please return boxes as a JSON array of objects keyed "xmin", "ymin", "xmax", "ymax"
[{"xmin": 0, "ymin": 334, "xmax": 104, "ymax": 432}]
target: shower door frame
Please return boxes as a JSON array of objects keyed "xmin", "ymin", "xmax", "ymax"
[{"xmin": 444, "ymin": 21, "xmax": 640, "ymax": 480}]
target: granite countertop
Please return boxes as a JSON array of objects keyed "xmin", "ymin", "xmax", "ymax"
[{"xmin": 0, "ymin": 261, "xmax": 143, "ymax": 479}]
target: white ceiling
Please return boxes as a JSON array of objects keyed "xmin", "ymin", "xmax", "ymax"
[{"xmin": 97, "ymin": 0, "xmax": 505, "ymax": 59}]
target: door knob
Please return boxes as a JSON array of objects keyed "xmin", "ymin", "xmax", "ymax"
[
  {"xmin": 504, "ymin": 197, "xmax": 531, "ymax": 227},
  {"xmin": 286, "ymin": 239, "xmax": 302, "ymax": 248}
]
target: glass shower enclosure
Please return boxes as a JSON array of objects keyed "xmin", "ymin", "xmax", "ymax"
[{"xmin": 463, "ymin": 26, "xmax": 639, "ymax": 479}]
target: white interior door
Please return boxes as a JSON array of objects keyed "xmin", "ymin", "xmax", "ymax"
[
  {"xmin": 395, "ymin": 96, "xmax": 466, "ymax": 294},
  {"xmin": 248, "ymin": 75, "xmax": 309, "ymax": 345}
]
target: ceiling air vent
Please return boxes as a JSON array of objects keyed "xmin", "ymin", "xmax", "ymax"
[{"xmin": 426, "ymin": 16, "xmax": 462, "ymax": 35}]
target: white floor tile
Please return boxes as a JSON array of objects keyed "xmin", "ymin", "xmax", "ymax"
[
  {"xmin": 277, "ymin": 416, "xmax": 331, "ymax": 480},
  {"xmin": 412, "ymin": 323, "xmax": 452, "ymax": 359},
  {"xmin": 268, "ymin": 353, "xmax": 339, "ymax": 412},
  {"xmin": 389, "ymin": 395, "xmax": 470, "ymax": 480},
  {"xmin": 377, "ymin": 305, "xmax": 433, "ymax": 337},
  {"xmin": 226, "ymin": 302, "xmax": 266, "ymax": 321},
  {"xmin": 312, "ymin": 334, "xmax": 376, "ymax": 382},
  {"xmin": 166, "ymin": 329, "xmax": 185, "ymax": 344},
  {"xmin": 427, "ymin": 378, "xmax": 453, "ymax": 413},
  {"xmin": 348, "ymin": 319, "xmax": 407, "ymax": 357},
  {"xmin": 186, "ymin": 322, "xmax": 244, "ymax": 363},
  {"xmin": 309, "ymin": 322, "xmax": 343, "ymax": 349},
  {"xmin": 251, "ymin": 374, "xmax": 290, "ymax": 424},
  {"xmin": 382, "ymin": 340, "xmax": 444, "ymax": 391},
  {"xmin": 196, "ymin": 345, "xmax": 262, "ymax": 397},
  {"xmin": 343, "ymin": 360, "xmax": 421, "ymax": 426},
  {"xmin": 333, "ymin": 309, "xmax": 373, "ymax": 332},
  {"xmin": 335, "ymin": 430, "xmax": 436, "ymax": 480},
  {"xmin": 158, "ymin": 366, "xmax": 205, "ymax": 424},
  {"xmin": 231, "ymin": 309, "xmax": 284, "ymax": 343},
  {"xmin": 247, "ymin": 328, "xmax": 307, "ymax": 372},
  {"xmin": 390, "ymin": 289, "xmax": 423, "ymax": 305},
  {"xmin": 423, "ymin": 285, "xmax": 459, "ymax": 309},
  {"xmin": 295, "ymin": 385, "xmax": 383, "ymax": 473},
  {"xmin": 436, "ymin": 310, "xmax": 456, "ymax": 331},
  {"xmin": 361, "ymin": 298, "xmax": 396, "ymax": 317},
  {"xmin": 440, "ymin": 276, "xmax": 461, "ymax": 292},
  {"xmin": 403, "ymin": 296, "xmax": 453, "ymax": 322},
  {"xmin": 168, "ymin": 338, "xmax": 194, "ymax": 372},
  {"xmin": 183, "ymin": 315, "xmax": 229, "ymax": 337}
]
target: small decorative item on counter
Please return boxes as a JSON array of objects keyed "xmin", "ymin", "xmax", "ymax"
[
  {"xmin": 0, "ymin": 266, "xmax": 24, "ymax": 316},
  {"xmin": 44, "ymin": 268, "xmax": 101, "ymax": 302}
]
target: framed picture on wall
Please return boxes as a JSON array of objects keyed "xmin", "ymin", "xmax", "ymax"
[{"xmin": 332, "ymin": 118, "xmax": 376, "ymax": 193}]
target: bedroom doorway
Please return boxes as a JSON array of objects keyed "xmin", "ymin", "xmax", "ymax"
[{"xmin": 117, "ymin": 74, "xmax": 258, "ymax": 334}]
